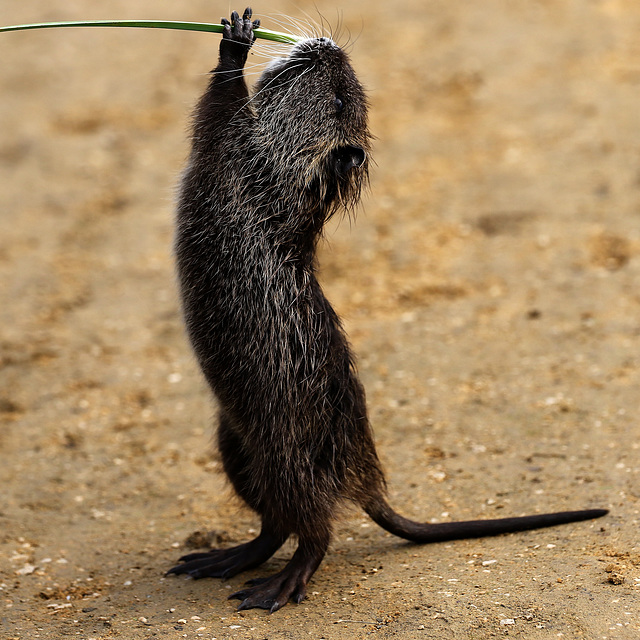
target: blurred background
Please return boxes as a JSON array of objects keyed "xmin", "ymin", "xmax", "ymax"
[{"xmin": 1, "ymin": 1, "xmax": 638, "ymax": 638}]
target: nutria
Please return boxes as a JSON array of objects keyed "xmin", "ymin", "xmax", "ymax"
[{"xmin": 168, "ymin": 8, "xmax": 607, "ymax": 612}]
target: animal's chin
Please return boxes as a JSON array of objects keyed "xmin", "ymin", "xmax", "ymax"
[
  {"xmin": 325, "ymin": 170, "xmax": 367, "ymax": 216},
  {"xmin": 299, "ymin": 145, "xmax": 368, "ymax": 220}
]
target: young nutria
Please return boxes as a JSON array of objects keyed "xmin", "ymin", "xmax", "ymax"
[{"xmin": 168, "ymin": 8, "xmax": 607, "ymax": 612}]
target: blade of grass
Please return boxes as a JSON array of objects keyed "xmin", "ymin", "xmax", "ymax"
[{"xmin": 0, "ymin": 20, "xmax": 302, "ymax": 44}]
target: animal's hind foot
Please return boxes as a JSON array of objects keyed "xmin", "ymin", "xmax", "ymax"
[
  {"xmin": 228, "ymin": 539, "xmax": 327, "ymax": 612},
  {"xmin": 229, "ymin": 565, "xmax": 309, "ymax": 613},
  {"xmin": 166, "ymin": 529, "xmax": 285, "ymax": 580}
]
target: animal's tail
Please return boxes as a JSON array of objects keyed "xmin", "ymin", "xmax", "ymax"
[{"xmin": 364, "ymin": 497, "xmax": 608, "ymax": 543}]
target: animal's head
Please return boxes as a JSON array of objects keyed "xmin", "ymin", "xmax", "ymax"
[{"xmin": 253, "ymin": 37, "xmax": 371, "ymax": 217}]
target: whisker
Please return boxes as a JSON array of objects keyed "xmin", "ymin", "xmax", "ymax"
[
  {"xmin": 332, "ymin": 9, "xmax": 345, "ymax": 45},
  {"xmin": 314, "ymin": 11, "xmax": 331, "ymax": 40},
  {"xmin": 263, "ymin": 13, "xmax": 317, "ymax": 41},
  {"xmin": 274, "ymin": 10, "xmax": 322, "ymax": 38}
]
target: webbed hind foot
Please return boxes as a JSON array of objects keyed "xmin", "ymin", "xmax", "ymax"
[
  {"xmin": 228, "ymin": 536, "xmax": 328, "ymax": 612},
  {"xmin": 167, "ymin": 528, "xmax": 286, "ymax": 580}
]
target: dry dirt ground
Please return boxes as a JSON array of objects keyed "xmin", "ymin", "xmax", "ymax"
[{"xmin": 1, "ymin": 1, "xmax": 639, "ymax": 638}]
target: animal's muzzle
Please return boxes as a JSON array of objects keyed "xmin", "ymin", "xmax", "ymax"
[{"xmin": 333, "ymin": 145, "xmax": 366, "ymax": 177}]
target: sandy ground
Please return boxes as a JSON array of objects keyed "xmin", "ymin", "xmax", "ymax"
[{"xmin": 1, "ymin": 0, "xmax": 639, "ymax": 638}]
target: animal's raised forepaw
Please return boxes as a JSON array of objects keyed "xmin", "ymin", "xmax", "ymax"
[
  {"xmin": 218, "ymin": 7, "xmax": 260, "ymax": 68},
  {"xmin": 221, "ymin": 7, "xmax": 260, "ymax": 48}
]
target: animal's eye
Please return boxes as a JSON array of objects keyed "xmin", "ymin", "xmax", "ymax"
[{"xmin": 334, "ymin": 96, "xmax": 344, "ymax": 113}]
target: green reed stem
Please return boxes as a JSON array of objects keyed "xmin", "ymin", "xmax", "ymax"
[{"xmin": 0, "ymin": 20, "xmax": 302, "ymax": 44}]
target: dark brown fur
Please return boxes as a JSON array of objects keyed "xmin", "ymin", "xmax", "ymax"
[{"xmin": 168, "ymin": 9, "xmax": 607, "ymax": 612}]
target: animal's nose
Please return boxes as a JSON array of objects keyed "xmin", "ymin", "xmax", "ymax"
[
  {"xmin": 335, "ymin": 145, "xmax": 366, "ymax": 175},
  {"xmin": 346, "ymin": 145, "xmax": 366, "ymax": 168}
]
